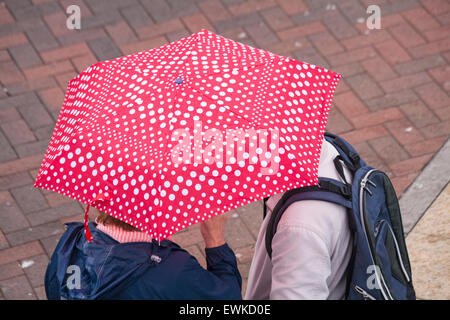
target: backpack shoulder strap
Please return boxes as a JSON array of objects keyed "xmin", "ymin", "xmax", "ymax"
[
  {"xmin": 324, "ymin": 132, "xmax": 365, "ymax": 172},
  {"xmin": 265, "ymin": 177, "xmax": 353, "ymax": 259},
  {"xmin": 263, "ymin": 197, "xmax": 270, "ymax": 219}
]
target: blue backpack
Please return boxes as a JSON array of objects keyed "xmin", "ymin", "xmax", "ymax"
[{"xmin": 264, "ymin": 132, "xmax": 416, "ymax": 300}]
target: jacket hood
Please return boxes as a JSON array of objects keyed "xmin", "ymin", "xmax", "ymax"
[{"xmin": 52, "ymin": 222, "xmax": 170, "ymax": 300}]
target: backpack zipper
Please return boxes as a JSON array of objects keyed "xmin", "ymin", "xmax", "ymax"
[
  {"xmin": 375, "ymin": 220, "xmax": 411, "ymax": 283},
  {"xmin": 374, "ymin": 219, "xmax": 385, "ymax": 237},
  {"xmin": 354, "ymin": 285, "xmax": 376, "ymax": 300},
  {"xmin": 361, "ymin": 174, "xmax": 376, "ymax": 196},
  {"xmin": 359, "ymin": 169, "xmax": 393, "ymax": 300}
]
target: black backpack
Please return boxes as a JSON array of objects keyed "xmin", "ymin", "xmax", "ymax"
[{"xmin": 263, "ymin": 132, "xmax": 416, "ymax": 300}]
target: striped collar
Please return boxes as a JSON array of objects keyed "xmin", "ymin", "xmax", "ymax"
[{"xmin": 96, "ymin": 221, "xmax": 153, "ymax": 243}]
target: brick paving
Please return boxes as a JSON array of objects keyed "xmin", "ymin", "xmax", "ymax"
[{"xmin": 0, "ymin": 0, "xmax": 449, "ymax": 299}]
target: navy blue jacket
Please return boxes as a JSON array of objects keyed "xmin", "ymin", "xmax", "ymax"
[{"xmin": 45, "ymin": 222, "xmax": 242, "ymax": 300}]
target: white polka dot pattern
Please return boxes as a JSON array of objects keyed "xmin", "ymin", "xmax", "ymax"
[{"xmin": 33, "ymin": 30, "xmax": 341, "ymax": 241}]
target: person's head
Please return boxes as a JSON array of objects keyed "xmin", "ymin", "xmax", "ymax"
[{"xmin": 94, "ymin": 208, "xmax": 140, "ymax": 232}]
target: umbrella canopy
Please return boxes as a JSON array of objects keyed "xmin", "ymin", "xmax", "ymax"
[{"xmin": 34, "ymin": 29, "xmax": 341, "ymax": 241}]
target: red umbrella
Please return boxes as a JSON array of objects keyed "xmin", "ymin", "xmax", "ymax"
[{"xmin": 34, "ymin": 29, "xmax": 341, "ymax": 242}]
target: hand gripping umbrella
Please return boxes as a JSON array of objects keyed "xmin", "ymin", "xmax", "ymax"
[{"xmin": 34, "ymin": 29, "xmax": 341, "ymax": 242}]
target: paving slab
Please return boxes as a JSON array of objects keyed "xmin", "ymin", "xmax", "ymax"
[{"xmin": 406, "ymin": 183, "xmax": 450, "ymax": 300}]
